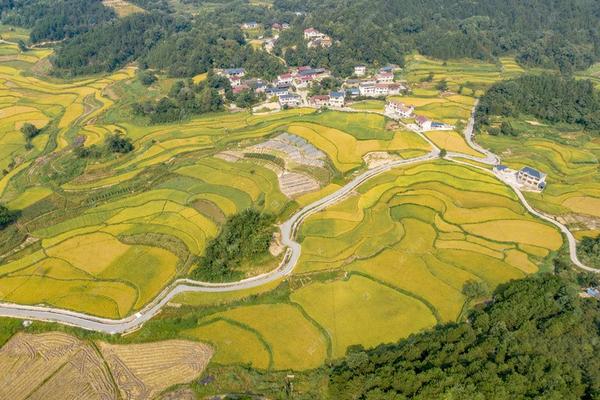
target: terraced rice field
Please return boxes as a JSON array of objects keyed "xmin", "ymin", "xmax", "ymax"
[
  {"xmin": 296, "ymin": 161, "xmax": 561, "ymax": 324},
  {"xmin": 0, "ymin": 43, "xmax": 573, "ymax": 375},
  {"xmin": 197, "ymin": 303, "xmax": 328, "ymax": 370},
  {"xmin": 480, "ymin": 129, "xmax": 600, "ymax": 227},
  {"xmin": 0, "ymin": 332, "xmax": 212, "ymax": 400},
  {"xmin": 0, "ymin": 47, "xmax": 435, "ymax": 319},
  {"xmin": 179, "ymin": 160, "xmax": 563, "ymax": 370}
]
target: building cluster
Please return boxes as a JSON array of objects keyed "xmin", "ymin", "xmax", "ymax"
[
  {"xmin": 343, "ymin": 65, "xmax": 405, "ymax": 98},
  {"xmin": 220, "ymin": 66, "xmax": 335, "ymax": 108},
  {"xmin": 303, "ymin": 28, "xmax": 332, "ymax": 48},
  {"xmin": 308, "ymin": 91, "xmax": 346, "ymax": 108}
]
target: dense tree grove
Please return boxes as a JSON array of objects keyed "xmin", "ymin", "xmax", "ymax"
[
  {"xmin": 0, "ymin": 205, "xmax": 18, "ymax": 229},
  {"xmin": 104, "ymin": 132, "xmax": 133, "ymax": 154},
  {"xmin": 329, "ymin": 274, "xmax": 600, "ymax": 399},
  {"xmin": 132, "ymin": 74, "xmax": 225, "ymax": 123},
  {"xmin": 191, "ymin": 209, "xmax": 275, "ymax": 281},
  {"xmin": 51, "ymin": 12, "xmax": 184, "ymax": 77},
  {"xmin": 0, "ymin": 0, "xmax": 115, "ymax": 43},
  {"xmin": 476, "ymin": 74, "xmax": 600, "ymax": 132}
]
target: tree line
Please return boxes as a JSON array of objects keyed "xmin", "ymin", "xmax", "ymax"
[
  {"xmin": 328, "ymin": 273, "xmax": 600, "ymax": 399},
  {"xmin": 476, "ymin": 74, "xmax": 600, "ymax": 133}
]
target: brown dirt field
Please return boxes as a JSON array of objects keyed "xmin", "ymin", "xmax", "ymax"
[
  {"xmin": 0, "ymin": 332, "xmax": 213, "ymax": 400},
  {"xmin": 97, "ymin": 340, "xmax": 213, "ymax": 400}
]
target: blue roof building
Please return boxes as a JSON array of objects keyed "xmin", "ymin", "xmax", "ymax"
[
  {"xmin": 518, "ymin": 166, "xmax": 547, "ymax": 189},
  {"xmin": 587, "ymin": 288, "xmax": 600, "ymax": 298},
  {"xmin": 224, "ymin": 68, "xmax": 245, "ymax": 76}
]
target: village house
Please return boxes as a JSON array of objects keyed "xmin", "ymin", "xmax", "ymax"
[
  {"xmin": 328, "ymin": 91, "xmax": 345, "ymax": 107},
  {"xmin": 375, "ymin": 72, "xmax": 394, "ymax": 83},
  {"xmin": 387, "ymin": 84, "xmax": 403, "ymax": 95},
  {"xmin": 303, "ymin": 28, "xmax": 332, "ymax": 48},
  {"xmin": 354, "ymin": 66, "xmax": 366, "ymax": 77},
  {"xmin": 294, "ymin": 75, "xmax": 314, "ymax": 89},
  {"xmin": 309, "ymin": 95, "xmax": 330, "ymax": 107},
  {"xmin": 244, "ymin": 78, "xmax": 267, "ymax": 93},
  {"xmin": 266, "ymin": 87, "xmax": 289, "ymax": 98},
  {"xmin": 277, "ymin": 73, "xmax": 294, "ymax": 86},
  {"xmin": 298, "ymin": 67, "xmax": 329, "ymax": 81},
  {"xmin": 517, "ymin": 166, "xmax": 547, "ymax": 190},
  {"xmin": 272, "ymin": 23, "xmax": 283, "ymax": 32},
  {"xmin": 229, "ymin": 76, "xmax": 242, "ymax": 87},
  {"xmin": 304, "ymin": 28, "xmax": 325, "ymax": 40},
  {"xmin": 359, "ymin": 84, "xmax": 376, "ymax": 97},
  {"xmin": 223, "ymin": 68, "xmax": 245, "ymax": 78},
  {"xmin": 308, "ymin": 36, "xmax": 332, "ymax": 48},
  {"xmin": 415, "ymin": 115, "xmax": 432, "ymax": 131},
  {"xmin": 385, "ymin": 101, "xmax": 414, "ymax": 119},
  {"xmin": 232, "ymin": 84, "xmax": 250, "ymax": 94},
  {"xmin": 241, "ymin": 22, "xmax": 259, "ymax": 30},
  {"xmin": 374, "ymin": 83, "xmax": 390, "ymax": 96},
  {"xmin": 279, "ymin": 94, "xmax": 302, "ymax": 107}
]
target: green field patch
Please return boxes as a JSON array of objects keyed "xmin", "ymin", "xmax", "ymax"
[
  {"xmin": 99, "ymin": 245, "xmax": 177, "ymax": 309},
  {"xmin": 0, "ymin": 275, "xmax": 136, "ymax": 318},
  {"xmin": 291, "ymin": 275, "xmax": 437, "ymax": 357},
  {"xmin": 184, "ymin": 319, "xmax": 271, "ymax": 369},
  {"xmin": 205, "ymin": 303, "xmax": 328, "ymax": 370}
]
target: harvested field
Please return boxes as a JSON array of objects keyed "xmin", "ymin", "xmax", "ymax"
[
  {"xmin": 98, "ymin": 340, "xmax": 213, "ymax": 400},
  {"xmin": 0, "ymin": 332, "xmax": 212, "ymax": 400}
]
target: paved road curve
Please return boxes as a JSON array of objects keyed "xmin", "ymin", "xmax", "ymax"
[
  {"xmin": 0, "ymin": 150, "xmax": 438, "ymax": 333},
  {"xmin": 0, "ymin": 104, "xmax": 596, "ymax": 333}
]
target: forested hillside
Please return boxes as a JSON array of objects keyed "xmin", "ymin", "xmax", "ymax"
[
  {"xmin": 329, "ymin": 274, "xmax": 600, "ymax": 399},
  {"xmin": 3, "ymin": 0, "xmax": 600, "ymax": 77},
  {"xmin": 275, "ymin": 0, "xmax": 600, "ymax": 74},
  {"xmin": 0, "ymin": 0, "xmax": 115, "ymax": 42},
  {"xmin": 476, "ymin": 75, "xmax": 600, "ymax": 132}
]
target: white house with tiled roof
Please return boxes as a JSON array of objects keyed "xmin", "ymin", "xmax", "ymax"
[
  {"xmin": 385, "ymin": 101, "xmax": 414, "ymax": 119},
  {"xmin": 517, "ymin": 166, "xmax": 547, "ymax": 189}
]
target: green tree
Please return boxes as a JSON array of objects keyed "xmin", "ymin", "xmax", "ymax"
[
  {"xmin": 20, "ymin": 123, "xmax": 40, "ymax": 140},
  {"xmin": 462, "ymin": 279, "xmax": 489, "ymax": 299},
  {"xmin": 436, "ymin": 79, "xmax": 448, "ymax": 91},
  {"xmin": 138, "ymin": 70, "xmax": 157, "ymax": 86},
  {"xmin": 105, "ymin": 132, "xmax": 134, "ymax": 153},
  {"xmin": 0, "ymin": 204, "xmax": 19, "ymax": 229}
]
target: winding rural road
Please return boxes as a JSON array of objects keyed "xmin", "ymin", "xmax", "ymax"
[{"xmin": 0, "ymin": 104, "xmax": 595, "ymax": 334}]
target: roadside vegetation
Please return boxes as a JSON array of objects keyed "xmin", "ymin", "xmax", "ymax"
[{"xmin": 578, "ymin": 236, "xmax": 600, "ymax": 269}]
